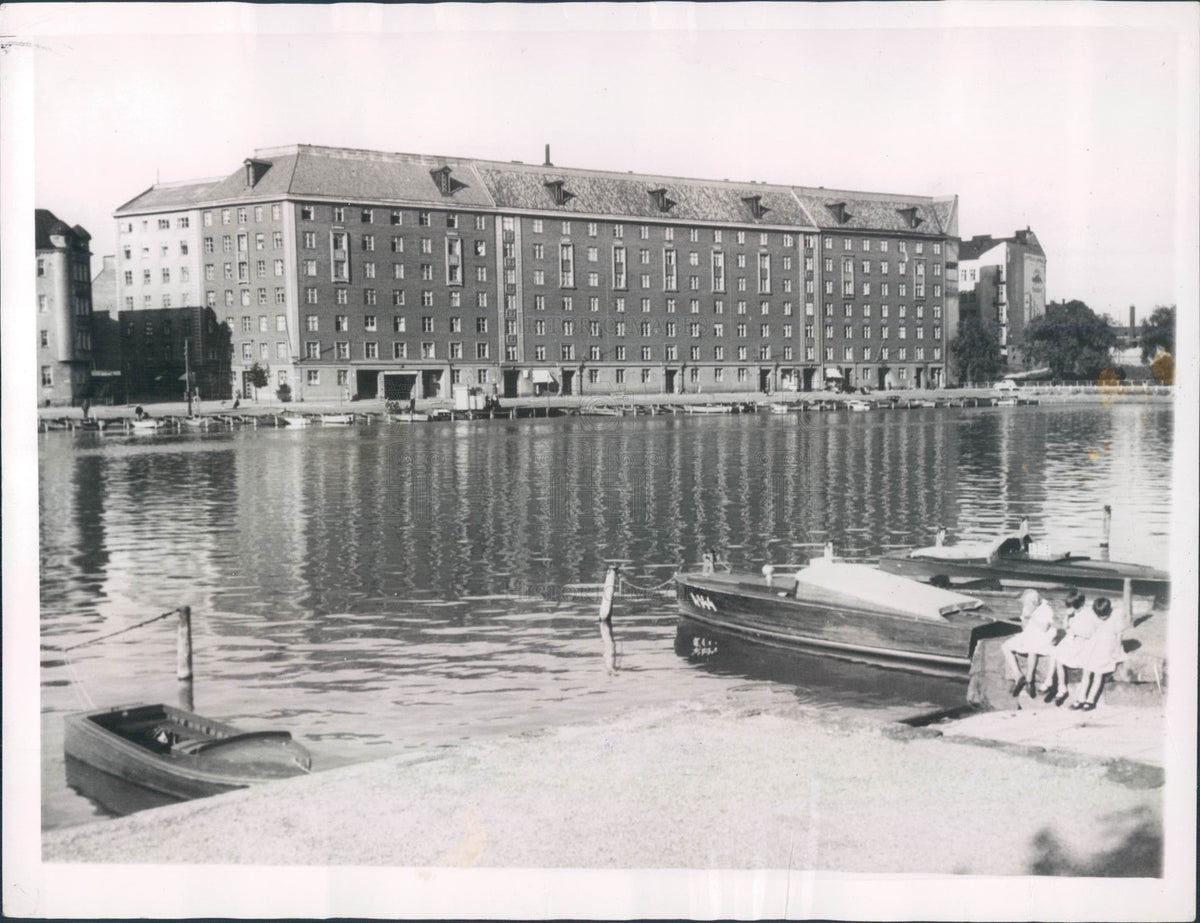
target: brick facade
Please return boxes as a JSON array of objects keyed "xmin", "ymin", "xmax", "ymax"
[{"xmin": 114, "ymin": 146, "xmax": 958, "ymax": 401}]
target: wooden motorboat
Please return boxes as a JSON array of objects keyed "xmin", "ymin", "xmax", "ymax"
[
  {"xmin": 279, "ymin": 412, "xmax": 312, "ymax": 427},
  {"xmin": 846, "ymin": 400, "xmax": 872, "ymax": 412},
  {"xmin": 767, "ymin": 402, "xmax": 792, "ymax": 414},
  {"xmin": 385, "ymin": 411, "xmax": 430, "ymax": 423},
  {"xmin": 129, "ymin": 417, "xmax": 161, "ymax": 432},
  {"xmin": 877, "ymin": 529, "xmax": 1169, "ymax": 599},
  {"xmin": 684, "ymin": 404, "xmax": 733, "ymax": 415},
  {"xmin": 674, "ymin": 559, "xmax": 1018, "ymax": 678},
  {"xmin": 64, "ymin": 703, "xmax": 312, "ymax": 801},
  {"xmin": 319, "ymin": 413, "xmax": 355, "ymax": 425}
]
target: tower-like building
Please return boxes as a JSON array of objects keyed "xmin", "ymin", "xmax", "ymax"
[
  {"xmin": 114, "ymin": 145, "xmax": 959, "ymax": 400},
  {"xmin": 36, "ymin": 209, "xmax": 94, "ymax": 405},
  {"xmin": 956, "ymin": 228, "xmax": 1046, "ymax": 365}
]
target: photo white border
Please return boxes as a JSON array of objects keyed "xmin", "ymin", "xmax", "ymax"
[{"xmin": 3, "ymin": 3, "xmax": 1196, "ymax": 919}]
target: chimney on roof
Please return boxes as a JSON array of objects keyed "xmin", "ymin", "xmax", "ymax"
[
  {"xmin": 1130, "ymin": 305, "xmax": 1136, "ymax": 332},
  {"xmin": 544, "ymin": 144, "xmax": 552, "ymax": 167}
]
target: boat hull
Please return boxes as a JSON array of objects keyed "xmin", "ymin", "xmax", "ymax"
[
  {"xmin": 64, "ymin": 704, "xmax": 311, "ymax": 801},
  {"xmin": 674, "ymin": 573, "xmax": 1017, "ymax": 679},
  {"xmin": 878, "ymin": 552, "xmax": 1169, "ymax": 599}
]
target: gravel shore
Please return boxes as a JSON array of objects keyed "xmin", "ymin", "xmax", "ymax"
[{"xmin": 43, "ymin": 689, "xmax": 1161, "ymax": 875}]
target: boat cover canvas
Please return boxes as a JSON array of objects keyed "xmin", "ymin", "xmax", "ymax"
[
  {"xmin": 907, "ymin": 533, "xmax": 1022, "ymax": 562},
  {"xmin": 795, "ymin": 561, "xmax": 984, "ymax": 619}
]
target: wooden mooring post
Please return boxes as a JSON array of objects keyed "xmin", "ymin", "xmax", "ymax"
[
  {"xmin": 177, "ymin": 605, "xmax": 194, "ymax": 711},
  {"xmin": 597, "ymin": 566, "xmax": 618, "ymax": 674},
  {"xmin": 1101, "ymin": 505, "xmax": 1112, "ymax": 560}
]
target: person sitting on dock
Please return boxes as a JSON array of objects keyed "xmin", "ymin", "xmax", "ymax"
[
  {"xmin": 1069, "ymin": 597, "xmax": 1125, "ymax": 711},
  {"xmin": 1041, "ymin": 589, "xmax": 1089, "ymax": 706},
  {"xmin": 1001, "ymin": 588, "xmax": 1057, "ymax": 698}
]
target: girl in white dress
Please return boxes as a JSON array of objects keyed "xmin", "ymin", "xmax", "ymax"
[
  {"xmin": 1069, "ymin": 597, "xmax": 1125, "ymax": 710},
  {"xmin": 1043, "ymin": 589, "xmax": 1089, "ymax": 706}
]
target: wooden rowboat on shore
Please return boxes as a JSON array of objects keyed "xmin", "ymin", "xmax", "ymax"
[{"xmin": 64, "ymin": 703, "xmax": 312, "ymax": 801}]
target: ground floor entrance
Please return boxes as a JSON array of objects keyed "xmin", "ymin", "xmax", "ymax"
[
  {"xmin": 356, "ymin": 369, "xmax": 379, "ymax": 400},
  {"xmin": 561, "ymin": 369, "xmax": 575, "ymax": 396},
  {"xmin": 759, "ymin": 369, "xmax": 772, "ymax": 393},
  {"xmin": 383, "ymin": 372, "xmax": 417, "ymax": 401},
  {"xmin": 503, "ymin": 370, "xmax": 520, "ymax": 399},
  {"xmin": 665, "ymin": 369, "xmax": 678, "ymax": 394},
  {"xmin": 421, "ymin": 369, "xmax": 443, "ymax": 399}
]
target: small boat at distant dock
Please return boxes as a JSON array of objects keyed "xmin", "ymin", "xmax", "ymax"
[
  {"xmin": 319, "ymin": 413, "xmax": 355, "ymax": 425},
  {"xmin": 64, "ymin": 703, "xmax": 312, "ymax": 802},
  {"xmin": 846, "ymin": 400, "xmax": 872, "ymax": 412},
  {"xmin": 684, "ymin": 404, "xmax": 733, "ymax": 415}
]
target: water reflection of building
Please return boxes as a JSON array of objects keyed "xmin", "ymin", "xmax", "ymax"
[{"xmin": 114, "ymin": 145, "xmax": 959, "ymax": 401}]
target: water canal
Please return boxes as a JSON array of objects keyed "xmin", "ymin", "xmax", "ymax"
[{"xmin": 39, "ymin": 403, "xmax": 1174, "ymax": 830}]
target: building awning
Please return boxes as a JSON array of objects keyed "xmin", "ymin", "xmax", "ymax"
[
  {"xmin": 532, "ymin": 369, "xmax": 556, "ymax": 384},
  {"xmin": 823, "ymin": 368, "xmax": 844, "ymax": 379}
]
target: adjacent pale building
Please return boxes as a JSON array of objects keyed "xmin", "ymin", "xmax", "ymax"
[{"xmin": 956, "ymin": 228, "xmax": 1046, "ymax": 364}]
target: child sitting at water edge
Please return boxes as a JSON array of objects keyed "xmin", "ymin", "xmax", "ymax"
[
  {"xmin": 1041, "ymin": 589, "xmax": 1088, "ymax": 706},
  {"xmin": 1001, "ymin": 588, "xmax": 1057, "ymax": 698},
  {"xmin": 1069, "ymin": 597, "xmax": 1125, "ymax": 710}
]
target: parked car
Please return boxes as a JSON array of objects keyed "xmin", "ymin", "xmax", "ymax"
[{"xmin": 993, "ymin": 379, "xmax": 1019, "ymax": 393}]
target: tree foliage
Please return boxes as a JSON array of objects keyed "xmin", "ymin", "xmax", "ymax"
[
  {"xmin": 1151, "ymin": 351, "xmax": 1174, "ymax": 386},
  {"xmin": 246, "ymin": 362, "xmax": 270, "ymax": 395},
  {"xmin": 1024, "ymin": 300, "xmax": 1116, "ymax": 380},
  {"xmin": 949, "ymin": 321, "xmax": 1004, "ymax": 384},
  {"xmin": 1140, "ymin": 305, "xmax": 1175, "ymax": 364}
]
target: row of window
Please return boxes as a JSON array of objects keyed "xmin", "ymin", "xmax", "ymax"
[
  {"xmin": 299, "ymin": 341, "xmax": 491, "ymax": 361},
  {"xmin": 297, "ymin": 205, "xmax": 489, "ymax": 230},
  {"xmin": 124, "ymin": 294, "xmax": 193, "ymax": 310},
  {"xmin": 825, "ymin": 281, "xmax": 942, "ymax": 298},
  {"xmin": 298, "ymin": 315, "xmax": 487, "ymax": 334},
  {"xmin": 124, "ymin": 242, "xmax": 192, "ymax": 260},
  {"xmin": 124, "ymin": 267, "xmax": 192, "ymax": 285},
  {"xmin": 36, "ymin": 294, "xmax": 92, "ymax": 315},
  {"xmin": 203, "ymin": 232, "xmax": 284, "ymax": 254},
  {"xmin": 830, "ymin": 258, "xmax": 941, "ymax": 277},
  {"xmin": 202, "ymin": 205, "xmax": 283, "ymax": 227},
  {"xmin": 825, "ymin": 238, "xmax": 941, "ymax": 256},
  {"xmin": 119, "ymin": 216, "xmax": 192, "ymax": 233}
]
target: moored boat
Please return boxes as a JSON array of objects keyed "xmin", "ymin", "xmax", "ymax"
[
  {"xmin": 684, "ymin": 404, "xmax": 733, "ymax": 415},
  {"xmin": 279, "ymin": 412, "xmax": 312, "ymax": 427},
  {"xmin": 674, "ymin": 559, "xmax": 1019, "ymax": 678},
  {"xmin": 319, "ymin": 412, "xmax": 355, "ymax": 425},
  {"xmin": 767, "ymin": 402, "xmax": 792, "ymax": 414},
  {"xmin": 128, "ymin": 417, "xmax": 161, "ymax": 432},
  {"xmin": 846, "ymin": 400, "xmax": 872, "ymax": 412},
  {"xmin": 385, "ymin": 411, "xmax": 430, "ymax": 423},
  {"xmin": 877, "ymin": 529, "xmax": 1170, "ymax": 599},
  {"xmin": 64, "ymin": 703, "xmax": 312, "ymax": 802}
]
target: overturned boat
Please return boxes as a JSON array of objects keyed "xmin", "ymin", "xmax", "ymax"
[
  {"xmin": 877, "ymin": 527, "xmax": 1169, "ymax": 599},
  {"xmin": 674, "ymin": 558, "xmax": 1019, "ymax": 678}
]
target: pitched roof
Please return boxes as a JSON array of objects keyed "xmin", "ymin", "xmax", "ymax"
[
  {"xmin": 789, "ymin": 187, "xmax": 948, "ymax": 235},
  {"xmin": 114, "ymin": 144, "xmax": 955, "ymax": 234},
  {"xmin": 115, "ymin": 178, "xmax": 225, "ymax": 214},
  {"xmin": 35, "ymin": 208, "xmax": 90, "ymax": 250},
  {"xmin": 477, "ymin": 162, "xmax": 812, "ymax": 226}
]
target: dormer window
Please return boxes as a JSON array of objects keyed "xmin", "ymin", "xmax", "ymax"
[
  {"xmin": 742, "ymin": 195, "xmax": 771, "ymax": 220},
  {"xmin": 897, "ymin": 206, "xmax": 924, "ymax": 229},
  {"xmin": 430, "ymin": 166, "xmax": 465, "ymax": 196},
  {"xmin": 826, "ymin": 201, "xmax": 852, "ymax": 225},
  {"xmin": 244, "ymin": 159, "xmax": 271, "ymax": 187},
  {"xmin": 544, "ymin": 179, "xmax": 576, "ymax": 207},
  {"xmin": 649, "ymin": 188, "xmax": 676, "ymax": 212}
]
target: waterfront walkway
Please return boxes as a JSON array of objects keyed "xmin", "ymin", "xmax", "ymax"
[
  {"xmin": 43, "ymin": 687, "xmax": 1164, "ymax": 873},
  {"xmin": 37, "ymin": 382, "xmax": 1172, "ymax": 423}
]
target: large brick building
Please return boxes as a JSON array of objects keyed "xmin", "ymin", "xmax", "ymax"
[
  {"xmin": 113, "ymin": 145, "xmax": 959, "ymax": 400},
  {"xmin": 36, "ymin": 209, "xmax": 94, "ymax": 406}
]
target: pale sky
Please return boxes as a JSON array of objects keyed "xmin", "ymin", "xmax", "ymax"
[{"xmin": 11, "ymin": 2, "xmax": 1198, "ymax": 322}]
